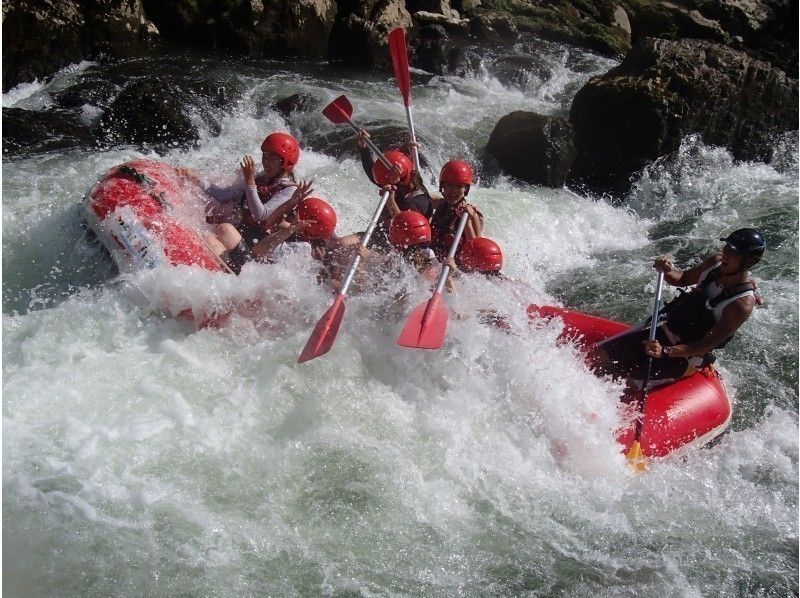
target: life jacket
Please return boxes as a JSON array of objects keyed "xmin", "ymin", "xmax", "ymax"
[
  {"xmin": 239, "ymin": 175, "xmax": 297, "ymax": 236},
  {"xmin": 662, "ymin": 263, "xmax": 757, "ymax": 348},
  {"xmin": 430, "ymin": 200, "xmax": 482, "ymax": 252}
]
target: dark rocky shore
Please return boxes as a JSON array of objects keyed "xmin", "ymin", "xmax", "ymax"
[{"xmin": 3, "ymin": 0, "xmax": 797, "ymax": 197}]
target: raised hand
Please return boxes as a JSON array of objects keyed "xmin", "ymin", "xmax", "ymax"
[
  {"xmin": 292, "ymin": 180, "xmax": 314, "ymax": 203},
  {"xmin": 241, "ymin": 155, "xmax": 257, "ymax": 186}
]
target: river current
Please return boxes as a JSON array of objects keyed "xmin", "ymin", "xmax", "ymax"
[{"xmin": 3, "ymin": 40, "xmax": 798, "ymax": 596}]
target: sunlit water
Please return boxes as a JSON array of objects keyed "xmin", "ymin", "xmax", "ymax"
[{"xmin": 3, "ymin": 40, "xmax": 797, "ymax": 596}]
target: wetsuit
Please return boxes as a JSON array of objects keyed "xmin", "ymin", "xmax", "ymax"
[{"xmin": 598, "ymin": 263, "xmax": 757, "ymax": 385}]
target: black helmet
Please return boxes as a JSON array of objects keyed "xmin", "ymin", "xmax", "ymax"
[{"xmin": 720, "ymin": 228, "xmax": 766, "ymax": 266}]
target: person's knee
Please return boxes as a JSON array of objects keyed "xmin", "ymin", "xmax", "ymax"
[{"xmin": 215, "ymin": 223, "xmax": 242, "ymax": 250}]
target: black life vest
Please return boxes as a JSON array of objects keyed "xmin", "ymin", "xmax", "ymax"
[
  {"xmin": 430, "ymin": 200, "xmax": 482, "ymax": 253},
  {"xmin": 662, "ymin": 264, "xmax": 756, "ymax": 348}
]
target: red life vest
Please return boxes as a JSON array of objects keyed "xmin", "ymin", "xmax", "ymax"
[{"xmin": 239, "ymin": 176, "xmax": 297, "ymax": 236}]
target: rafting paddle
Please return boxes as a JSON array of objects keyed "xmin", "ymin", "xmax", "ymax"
[
  {"xmin": 387, "ymin": 27, "xmax": 421, "ymax": 173},
  {"xmin": 625, "ymin": 271, "xmax": 665, "ymax": 472},
  {"xmin": 397, "ymin": 212, "xmax": 470, "ymax": 349},
  {"xmin": 298, "ymin": 190, "xmax": 391, "ymax": 363},
  {"xmin": 322, "ymin": 95, "xmax": 395, "ymax": 170}
]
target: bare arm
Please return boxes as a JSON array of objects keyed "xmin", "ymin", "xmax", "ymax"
[
  {"xmin": 655, "ymin": 253, "xmax": 722, "ymax": 286},
  {"xmin": 646, "ymin": 296, "xmax": 755, "ymax": 358}
]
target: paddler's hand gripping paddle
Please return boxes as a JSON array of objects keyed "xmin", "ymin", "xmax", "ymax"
[
  {"xmin": 625, "ymin": 271, "xmax": 665, "ymax": 472},
  {"xmin": 298, "ymin": 189, "xmax": 391, "ymax": 363}
]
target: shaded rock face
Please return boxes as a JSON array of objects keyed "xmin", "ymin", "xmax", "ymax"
[
  {"xmin": 486, "ymin": 111, "xmax": 577, "ymax": 187},
  {"xmin": 475, "ymin": 0, "xmax": 632, "ymax": 56},
  {"xmin": 2, "ymin": 0, "xmax": 158, "ymax": 91},
  {"xmin": 569, "ymin": 37, "xmax": 798, "ymax": 195},
  {"xmin": 329, "ymin": 0, "xmax": 414, "ymax": 68},
  {"xmin": 620, "ymin": 0, "xmax": 798, "ymax": 76}
]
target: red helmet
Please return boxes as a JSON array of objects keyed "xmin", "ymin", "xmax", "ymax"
[
  {"xmin": 389, "ymin": 210, "xmax": 431, "ymax": 247},
  {"xmin": 296, "ymin": 197, "xmax": 337, "ymax": 240},
  {"xmin": 372, "ymin": 150, "xmax": 413, "ymax": 186},
  {"xmin": 261, "ymin": 132, "xmax": 300, "ymax": 171},
  {"xmin": 439, "ymin": 160, "xmax": 474, "ymax": 187},
  {"xmin": 458, "ymin": 237, "xmax": 503, "ymax": 272}
]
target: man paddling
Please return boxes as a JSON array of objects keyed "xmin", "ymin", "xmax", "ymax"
[{"xmin": 595, "ymin": 228, "xmax": 766, "ymax": 386}]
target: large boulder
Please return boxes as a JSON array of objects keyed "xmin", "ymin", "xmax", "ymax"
[
  {"xmin": 99, "ymin": 78, "xmax": 222, "ymax": 150},
  {"xmin": 486, "ymin": 111, "xmax": 577, "ymax": 187},
  {"xmin": 569, "ymin": 37, "xmax": 798, "ymax": 195}
]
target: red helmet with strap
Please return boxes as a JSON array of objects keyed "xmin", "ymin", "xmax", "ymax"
[
  {"xmin": 439, "ymin": 160, "xmax": 474, "ymax": 187},
  {"xmin": 373, "ymin": 150, "xmax": 413, "ymax": 186},
  {"xmin": 296, "ymin": 197, "xmax": 337, "ymax": 240},
  {"xmin": 458, "ymin": 237, "xmax": 503, "ymax": 272},
  {"xmin": 389, "ymin": 210, "xmax": 431, "ymax": 247},
  {"xmin": 261, "ymin": 132, "xmax": 300, "ymax": 171}
]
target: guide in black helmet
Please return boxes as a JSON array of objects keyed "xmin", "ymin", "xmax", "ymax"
[{"xmin": 594, "ymin": 228, "xmax": 766, "ymax": 387}]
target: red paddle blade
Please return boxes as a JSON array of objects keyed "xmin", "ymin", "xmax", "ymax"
[
  {"xmin": 397, "ymin": 293, "xmax": 448, "ymax": 349},
  {"xmin": 322, "ymin": 95, "xmax": 353, "ymax": 124},
  {"xmin": 388, "ymin": 28, "xmax": 412, "ymax": 107},
  {"xmin": 298, "ymin": 296, "xmax": 346, "ymax": 363}
]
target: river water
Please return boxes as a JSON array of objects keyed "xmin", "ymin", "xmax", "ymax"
[{"xmin": 3, "ymin": 40, "xmax": 797, "ymax": 596}]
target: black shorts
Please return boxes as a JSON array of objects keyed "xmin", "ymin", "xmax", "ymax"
[{"xmin": 597, "ymin": 325, "xmax": 690, "ymax": 385}]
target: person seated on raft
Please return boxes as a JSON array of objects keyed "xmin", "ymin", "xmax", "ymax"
[
  {"xmin": 430, "ymin": 160, "xmax": 484, "ymax": 258},
  {"xmin": 199, "ymin": 132, "xmax": 314, "ymax": 261},
  {"xmin": 450, "ymin": 237, "xmax": 511, "ymax": 329},
  {"xmin": 208, "ymin": 196, "xmax": 338, "ymax": 274},
  {"xmin": 594, "ymin": 228, "xmax": 766, "ymax": 388},
  {"xmin": 341, "ymin": 130, "xmax": 433, "ymax": 249}
]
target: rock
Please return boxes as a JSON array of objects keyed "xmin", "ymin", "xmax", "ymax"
[
  {"xmin": 53, "ymin": 78, "xmax": 121, "ymax": 111},
  {"xmin": 3, "ymin": 107, "xmax": 94, "ymax": 155},
  {"xmin": 490, "ymin": 54, "xmax": 553, "ymax": 90},
  {"xmin": 413, "ymin": 10, "xmax": 469, "ymax": 29},
  {"xmin": 304, "ymin": 120, "xmax": 428, "ymax": 167},
  {"xmin": 99, "ymin": 78, "xmax": 222, "ymax": 150},
  {"xmin": 569, "ymin": 37, "xmax": 798, "ymax": 195},
  {"xmin": 329, "ymin": 0, "xmax": 413, "ymax": 68},
  {"xmin": 2, "ymin": 0, "xmax": 86, "ymax": 91},
  {"xmin": 414, "ymin": 24, "xmax": 467, "ymax": 74},
  {"xmin": 486, "ymin": 111, "xmax": 576, "ymax": 187},
  {"xmin": 83, "ymin": 0, "xmax": 159, "ymax": 57},
  {"xmin": 471, "ymin": 0, "xmax": 631, "ymax": 57},
  {"xmin": 272, "ymin": 93, "xmax": 323, "ymax": 119},
  {"xmin": 470, "ymin": 12, "xmax": 519, "ymax": 44}
]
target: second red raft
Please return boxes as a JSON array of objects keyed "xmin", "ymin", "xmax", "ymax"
[{"xmin": 528, "ymin": 305, "xmax": 732, "ymax": 458}]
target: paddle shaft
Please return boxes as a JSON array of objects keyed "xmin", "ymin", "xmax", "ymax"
[
  {"xmin": 338, "ymin": 118, "xmax": 394, "ymax": 170},
  {"xmin": 432, "ymin": 212, "xmax": 469, "ymax": 295},
  {"xmin": 404, "ymin": 106, "xmax": 421, "ymax": 173},
  {"xmin": 338, "ymin": 189, "xmax": 391, "ymax": 296},
  {"xmin": 632, "ymin": 271, "xmax": 665, "ymax": 442}
]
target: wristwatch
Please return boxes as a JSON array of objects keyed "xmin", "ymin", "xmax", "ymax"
[{"xmin": 663, "ymin": 346, "xmax": 674, "ymax": 357}]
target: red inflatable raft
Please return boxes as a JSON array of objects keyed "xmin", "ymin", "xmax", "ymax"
[
  {"xmin": 85, "ymin": 159, "xmax": 224, "ymax": 273},
  {"xmin": 528, "ymin": 305, "xmax": 732, "ymax": 458}
]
